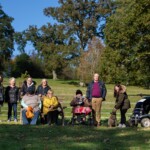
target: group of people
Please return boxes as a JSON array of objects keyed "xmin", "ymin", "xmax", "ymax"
[{"xmin": 0, "ymin": 73, "xmax": 131, "ymax": 127}]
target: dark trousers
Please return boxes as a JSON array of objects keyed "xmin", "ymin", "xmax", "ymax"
[
  {"xmin": 120, "ymin": 109, "xmax": 127, "ymax": 124},
  {"xmin": 47, "ymin": 110, "xmax": 58, "ymax": 125},
  {"xmin": 8, "ymin": 103, "xmax": 17, "ymax": 120}
]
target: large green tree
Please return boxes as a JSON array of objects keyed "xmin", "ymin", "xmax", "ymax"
[
  {"xmin": 44, "ymin": 0, "xmax": 113, "ymax": 51},
  {"xmin": 104, "ymin": 0, "xmax": 150, "ymax": 87},
  {"xmin": 15, "ymin": 24, "xmax": 79, "ymax": 79},
  {"xmin": 0, "ymin": 5, "xmax": 14, "ymax": 73}
]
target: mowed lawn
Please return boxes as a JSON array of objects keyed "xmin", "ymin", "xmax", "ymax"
[{"xmin": 0, "ymin": 79, "xmax": 150, "ymax": 150}]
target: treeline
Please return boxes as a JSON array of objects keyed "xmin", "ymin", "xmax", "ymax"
[{"xmin": 0, "ymin": 0, "xmax": 149, "ymax": 88}]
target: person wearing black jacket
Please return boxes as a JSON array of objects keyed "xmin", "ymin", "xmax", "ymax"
[
  {"xmin": 36, "ymin": 79, "xmax": 51, "ymax": 124},
  {"xmin": 20, "ymin": 77, "xmax": 36, "ymax": 97},
  {"xmin": 5, "ymin": 77, "xmax": 19, "ymax": 122},
  {"xmin": 36, "ymin": 79, "xmax": 51, "ymax": 97},
  {"xmin": 86, "ymin": 73, "xmax": 107, "ymax": 127},
  {"xmin": 0, "ymin": 75, "xmax": 4, "ymax": 115}
]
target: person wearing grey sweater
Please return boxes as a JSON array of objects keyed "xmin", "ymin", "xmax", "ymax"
[{"xmin": 21, "ymin": 89, "xmax": 41, "ymax": 125}]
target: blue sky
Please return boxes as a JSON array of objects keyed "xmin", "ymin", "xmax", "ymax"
[{"xmin": 0, "ymin": 0, "xmax": 59, "ymax": 56}]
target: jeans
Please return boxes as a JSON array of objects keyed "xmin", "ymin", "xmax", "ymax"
[
  {"xmin": 22, "ymin": 110, "xmax": 40, "ymax": 125},
  {"xmin": 8, "ymin": 103, "xmax": 17, "ymax": 120},
  {"xmin": 120, "ymin": 109, "xmax": 127, "ymax": 124}
]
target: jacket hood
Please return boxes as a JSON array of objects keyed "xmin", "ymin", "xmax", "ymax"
[{"xmin": 120, "ymin": 85, "xmax": 126, "ymax": 93}]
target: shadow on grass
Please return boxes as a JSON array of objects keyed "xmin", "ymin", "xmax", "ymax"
[{"xmin": 0, "ymin": 123, "xmax": 150, "ymax": 150}]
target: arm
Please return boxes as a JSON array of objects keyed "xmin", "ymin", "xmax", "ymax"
[
  {"xmin": 101, "ymin": 82, "xmax": 107, "ymax": 100},
  {"xmin": 115, "ymin": 94, "xmax": 125, "ymax": 109},
  {"xmin": 21, "ymin": 99, "xmax": 28, "ymax": 109},
  {"xmin": 86, "ymin": 83, "xmax": 91, "ymax": 101},
  {"xmin": 70, "ymin": 97, "xmax": 77, "ymax": 106},
  {"xmin": 52, "ymin": 97, "xmax": 59, "ymax": 108}
]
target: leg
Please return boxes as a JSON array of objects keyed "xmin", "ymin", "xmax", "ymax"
[
  {"xmin": 47, "ymin": 111, "xmax": 52, "ymax": 125},
  {"xmin": 95, "ymin": 98, "xmax": 103, "ymax": 126},
  {"xmin": 92, "ymin": 98, "xmax": 97, "ymax": 125},
  {"xmin": 30, "ymin": 110, "xmax": 40, "ymax": 125},
  {"xmin": 13, "ymin": 103, "xmax": 17, "ymax": 120},
  {"xmin": 120, "ymin": 109, "xmax": 127, "ymax": 124},
  {"xmin": 8, "ymin": 103, "xmax": 12, "ymax": 121},
  {"xmin": 52, "ymin": 110, "xmax": 58, "ymax": 125},
  {"xmin": 22, "ymin": 110, "xmax": 29, "ymax": 125}
]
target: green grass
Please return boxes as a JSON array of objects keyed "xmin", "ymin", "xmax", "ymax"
[
  {"xmin": 0, "ymin": 124, "xmax": 150, "ymax": 150},
  {"xmin": 0, "ymin": 79, "xmax": 150, "ymax": 149}
]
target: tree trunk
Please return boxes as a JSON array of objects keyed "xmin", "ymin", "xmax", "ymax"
[{"xmin": 52, "ymin": 70, "xmax": 58, "ymax": 80}]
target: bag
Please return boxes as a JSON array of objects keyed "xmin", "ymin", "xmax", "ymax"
[{"xmin": 26, "ymin": 106, "xmax": 34, "ymax": 119}]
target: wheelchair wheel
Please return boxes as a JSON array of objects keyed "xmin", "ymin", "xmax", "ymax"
[{"xmin": 141, "ymin": 118, "xmax": 150, "ymax": 127}]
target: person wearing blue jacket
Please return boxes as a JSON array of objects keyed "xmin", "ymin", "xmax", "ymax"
[{"xmin": 86, "ymin": 73, "xmax": 107, "ymax": 127}]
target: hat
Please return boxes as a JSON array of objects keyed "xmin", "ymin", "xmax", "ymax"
[{"xmin": 76, "ymin": 89, "xmax": 83, "ymax": 95}]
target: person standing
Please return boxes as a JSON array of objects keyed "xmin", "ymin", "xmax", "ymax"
[
  {"xmin": 86, "ymin": 73, "xmax": 107, "ymax": 127},
  {"xmin": 0, "ymin": 75, "xmax": 4, "ymax": 114},
  {"xmin": 5, "ymin": 77, "xmax": 19, "ymax": 122},
  {"xmin": 20, "ymin": 77, "xmax": 36, "ymax": 97},
  {"xmin": 36, "ymin": 79, "xmax": 51, "ymax": 97},
  {"xmin": 113, "ymin": 84, "xmax": 131, "ymax": 128}
]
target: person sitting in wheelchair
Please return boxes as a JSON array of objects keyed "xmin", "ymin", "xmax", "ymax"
[{"xmin": 70, "ymin": 89, "xmax": 92, "ymax": 124}]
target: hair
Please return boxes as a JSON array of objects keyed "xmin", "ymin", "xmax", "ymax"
[
  {"xmin": 41, "ymin": 79, "xmax": 47, "ymax": 84},
  {"xmin": 9, "ymin": 77, "xmax": 16, "ymax": 83},
  {"xmin": 114, "ymin": 84, "xmax": 126, "ymax": 97},
  {"xmin": 76, "ymin": 89, "xmax": 83, "ymax": 95},
  {"xmin": 47, "ymin": 89, "xmax": 54, "ymax": 94}
]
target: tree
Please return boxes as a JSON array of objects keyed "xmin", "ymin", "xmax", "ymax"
[
  {"xmin": 44, "ymin": 0, "xmax": 113, "ymax": 51},
  {"xmin": 104, "ymin": 0, "xmax": 150, "ymax": 87},
  {"xmin": 19, "ymin": 24, "xmax": 79, "ymax": 79},
  {"xmin": 11, "ymin": 53, "xmax": 45, "ymax": 78},
  {"xmin": 0, "ymin": 5, "xmax": 14, "ymax": 73},
  {"xmin": 77, "ymin": 37, "xmax": 104, "ymax": 83}
]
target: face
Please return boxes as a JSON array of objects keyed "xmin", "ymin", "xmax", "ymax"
[
  {"xmin": 10, "ymin": 79, "xmax": 15, "ymax": 86},
  {"xmin": 27, "ymin": 78, "xmax": 32, "ymax": 85},
  {"xmin": 114, "ymin": 86, "xmax": 119, "ymax": 93},
  {"xmin": 93, "ymin": 73, "xmax": 99, "ymax": 82},
  {"xmin": 42, "ymin": 79, "xmax": 47, "ymax": 86},
  {"xmin": 47, "ymin": 91, "xmax": 53, "ymax": 98}
]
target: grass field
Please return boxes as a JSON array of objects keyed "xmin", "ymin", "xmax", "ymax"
[{"xmin": 0, "ymin": 79, "xmax": 150, "ymax": 149}]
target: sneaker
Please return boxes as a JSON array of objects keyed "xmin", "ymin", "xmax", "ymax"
[
  {"xmin": 118, "ymin": 123, "xmax": 122, "ymax": 128},
  {"xmin": 14, "ymin": 119, "xmax": 17, "ymax": 122},
  {"xmin": 121, "ymin": 124, "xmax": 126, "ymax": 128}
]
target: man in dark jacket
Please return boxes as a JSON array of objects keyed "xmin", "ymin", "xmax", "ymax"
[{"xmin": 86, "ymin": 73, "xmax": 107, "ymax": 127}]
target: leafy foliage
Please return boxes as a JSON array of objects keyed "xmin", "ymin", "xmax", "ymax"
[
  {"xmin": 0, "ymin": 5, "xmax": 14, "ymax": 73},
  {"xmin": 44, "ymin": 0, "xmax": 113, "ymax": 50},
  {"xmin": 104, "ymin": 0, "xmax": 150, "ymax": 87}
]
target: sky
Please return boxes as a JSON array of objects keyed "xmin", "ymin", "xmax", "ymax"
[{"xmin": 0, "ymin": 0, "xmax": 59, "ymax": 56}]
